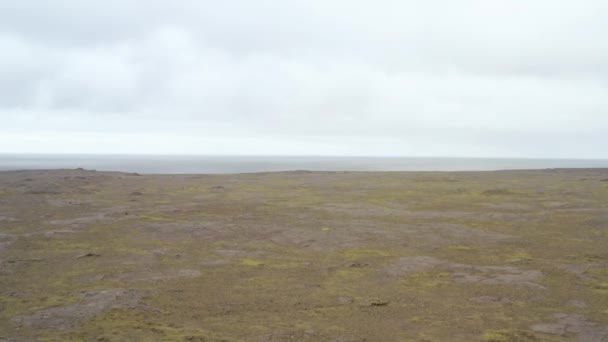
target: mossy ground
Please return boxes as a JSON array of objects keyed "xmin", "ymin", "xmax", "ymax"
[{"xmin": 1, "ymin": 169, "xmax": 608, "ymax": 341}]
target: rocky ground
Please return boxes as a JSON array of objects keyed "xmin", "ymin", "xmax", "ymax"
[{"xmin": 0, "ymin": 169, "xmax": 607, "ymax": 341}]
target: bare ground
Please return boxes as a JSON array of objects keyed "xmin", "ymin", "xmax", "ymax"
[{"xmin": 1, "ymin": 169, "xmax": 608, "ymax": 341}]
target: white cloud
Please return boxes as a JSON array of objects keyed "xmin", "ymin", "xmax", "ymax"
[{"xmin": 1, "ymin": 1, "xmax": 607, "ymax": 157}]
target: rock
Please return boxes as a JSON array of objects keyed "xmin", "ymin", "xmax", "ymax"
[
  {"xmin": 337, "ymin": 297, "xmax": 354, "ymax": 305},
  {"xmin": 361, "ymin": 298, "xmax": 389, "ymax": 306},
  {"xmin": 77, "ymin": 253, "xmax": 101, "ymax": 259},
  {"xmin": 211, "ymin": 185, "xmax": 226, "ymax": 192}
]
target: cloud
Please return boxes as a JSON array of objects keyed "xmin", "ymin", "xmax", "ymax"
[{"xmin": 1, "ymin": 1, "xmax": 607, "ymax": 157}]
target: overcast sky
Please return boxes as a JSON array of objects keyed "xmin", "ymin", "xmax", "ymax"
[{"xmin": 1, "ymin": 1, "xmax": 607, "ymax": 157}]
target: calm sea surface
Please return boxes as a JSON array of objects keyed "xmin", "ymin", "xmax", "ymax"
[{"xmin": 1, "ymin": 154, "xmax": 607, "ymax": 174}]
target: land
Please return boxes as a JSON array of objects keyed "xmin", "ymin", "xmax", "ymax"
[{"xmin": 0, "ymin": 168, "xmax": 607, "ymax": 341}]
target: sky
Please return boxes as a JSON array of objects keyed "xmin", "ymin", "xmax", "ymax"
[{"xmin": 1, "ymin": 1, "xmax": 607, "ymax": 158}]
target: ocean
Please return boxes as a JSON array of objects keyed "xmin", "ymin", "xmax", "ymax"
[{"xmin": 1, "ymin": 154, "xmax": 608, "ymax": 174}]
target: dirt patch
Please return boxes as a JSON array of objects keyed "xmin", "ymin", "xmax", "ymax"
[
  {"xmin": 385, "ymin": 256, "xmax": 444, "ymax": 276},
  {"xmin": 12, "ymin": 289, "xmax": 146, "ymax": 330},
  {"xmin": 337, "ymin": 296, "xmax": 354, "ymax": 305},
  {"xmin": 48, "ymin": 213, "xmax": 109, "ymax": 227},
  {"xmin": 386, "ymin": 256, "xmax": 544, "ymax": 288},
  {"xmin": 200, "ymin": 259, "xmax": 232, "ymax": 266},
  {"xmin": 566, "ymin": 299, "xmax": 588, "ymax": 308},
  {"xmin": 530, "ymin": 314, "xmax": 608, "ymax": 341},
  {"xmin": 47, "ymin": 206, "xmax": 131, "ymax": 228},
  {"xmin": 451, "ymin": 266, "xmax": 544, "ymax": 289}
]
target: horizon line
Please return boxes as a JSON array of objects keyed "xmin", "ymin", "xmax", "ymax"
[{"xmin": 1, "ymin": 152, "xmax": 608, "ymax": 161}]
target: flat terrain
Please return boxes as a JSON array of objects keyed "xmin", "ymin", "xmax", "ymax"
[{"xmin": 1, "ymin": 169, "xmax": 607, "ymax": 341}]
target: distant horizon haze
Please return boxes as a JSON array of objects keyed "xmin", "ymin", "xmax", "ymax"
[{"xmin": 2, "ymin": 154, "xmax": 608, "ymax": 174}]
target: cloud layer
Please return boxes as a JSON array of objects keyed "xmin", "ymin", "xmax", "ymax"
[{"xmin": 1, "ymin": 1, "xmax": 608, "ymax": 157}]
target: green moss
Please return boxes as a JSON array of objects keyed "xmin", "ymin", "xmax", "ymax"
[
  {"xmin": 74, "ymin": 309, "xmax": 220, "ymax": 341},
  {"xmin": 506, "ymin": 250, "xmax": 534, "ymax": 264},
  {"xmin": 141, "ymin": 215, "xmax": 170, "ymax": 221},
  {"xmin": 240, "ymin": 259, "xmax": 264, "ymax": 266},
  {"xmin": 335, "ymin": 268, "xmax": 365, "ymax": 279},
  {"xmin": 448, "ymin": 245, "xmax": 474, "ymax": 251},
  {"xmin": 483, "ymin": 331, "xmax": 510, "ymax": 341},
  {"xmin": 401, "ymin": 271, "xmax": 451, "ymax": 289}
]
